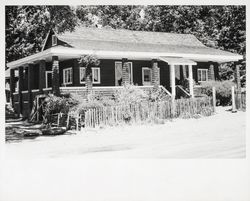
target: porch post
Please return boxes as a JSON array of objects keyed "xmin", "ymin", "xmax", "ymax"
[
  {"xmin": 209, "ymin": 63, "xmax": 215, "ymax": 80},
  {"xmin": 86, "ymin": 66, "xmax": 92, "ymax": 93},
  {"xmin": 18, "ymin": 67, "xmax": 24, "ymax": 116},
  {"xmin": 52, "ymin": 56, "xmax": 60, "ymax": 96},
  {"xmin": 170, "ymin": 64, "xmax": 176, "ymax": 99},
  {"xmin": 152, "ymin": 59, "xmax": 160, "ymax": 89},
  {"xmin": 122, "ymin": 58, "xmax": 129, "ymax": 86},
  {"xmin": 188, "ymin": 65, "xmax": 194, "ymax": 98},
  {"xmin": 28, "ymin": 63, "xmax": 34, "ymax": 113},
  {"xmin": 235, "ymin": 64, "xmax": 241, "ymax": 91},
  {"xmin": 39, "ymin": 59, "xmax": 46, "ymax": 93},
  {"xmin": 182, "ymin": 65, "xmax": 187, "ymax": 79},
  {"xmin": 10, "ymin": 68, "xmax": 15, "ymax": 107},
  {"xmin": 73, "ymin": 59, "xmax": 80, "ymax": 86}
]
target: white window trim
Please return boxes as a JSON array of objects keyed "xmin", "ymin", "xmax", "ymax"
[
  {"xmin": 115, "ymin": 61, "xmax": 133, "ymax": 84},
  {"xmin": 115, "ymin": 61, "xmax": 122, "ymax": 86},
  {"xmin": 45, "ymin": 71, "xmax": 52, "ymax": 88},
  {"xmin": 197, "ymin": 69, "xmax": 208, "ymax": 82},
  {"xmin": 92, "ymin": 67, "xmax": 101, "ymax": 84},
  {"xmin": 79, "ymin": 67, "xmax": 86, "ymax": 84},
  {"xmin": 52, "ymin": 35, "xmax": 57, "ymax": 46},
  {"xmin": 142, "ymin": 67, "xmax": 152, "ymax": 85},
  {"xmin": 63, "ymin": 67, "xmax": 73, "ymax": 85}
]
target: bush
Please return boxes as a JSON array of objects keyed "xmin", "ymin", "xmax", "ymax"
[
  {"xmin": 114, "ymin": 84, "xmax": 148, "ymax": 105},
  {"xmin": 200, "ymin": 80, "xmax": 235, "ymax": 106},
  {"xmin": 148, "ymin": 88, "xmax": 171, "ymax": 102},
  {"xmin": 43, "ymin": 94, "xmax": 78, "ymax": 120}
]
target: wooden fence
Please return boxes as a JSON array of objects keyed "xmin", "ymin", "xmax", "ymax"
[
  {"xmin": 81, "ymin": 97, "xmax": 214, "ymax": 129},
  {"xmin": 47, "ymin": 97, "xmax": 214, "ymax": 130}
]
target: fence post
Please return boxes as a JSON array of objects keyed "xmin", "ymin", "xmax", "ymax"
[
  {"xmin": 212, "ymin": 87, "xmax": 216, "ymax": 112},
  {"xmin": 76, "ymin": 114, "xmax": 79, "ymax": 130},
  {"xmin": 66, "ymin": 113, "xmax": 70, "ymax": 129},
  {"xmin": 231, "ymin": 86, "xmax": 237, "ymax": 113}
]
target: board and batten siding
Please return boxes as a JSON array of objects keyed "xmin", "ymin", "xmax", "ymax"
[{"xmin": 42, "ymin": 59, "xmax": 219, "ymax": 88}]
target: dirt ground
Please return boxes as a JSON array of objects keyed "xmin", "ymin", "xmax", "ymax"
[{"xmin": 4, "ymin": 106, "xmax": 246, "ymax": 159}]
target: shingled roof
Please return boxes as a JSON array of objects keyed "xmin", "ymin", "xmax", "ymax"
[{"xmin": 55, "ymin": 27, "xmax": 240, "ymax": 57}]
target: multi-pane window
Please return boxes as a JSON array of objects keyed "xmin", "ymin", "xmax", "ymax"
[
  {"xmin": 80, "ymin": 67, "xmax": 100, "ymax": 84},
  {"xmin": 79, "ymin": 67, "xmax": 86, "ymax": 84},
  {"xmin": 115, "ymin": 62, "xmax": 133, "ymax": 85},
  {"xmin": 142, "ymin": 67, "xmax": 152, "ymax": 85},
  {"xmin": 63, "ymin": 68, "xmax": 72, "ymax": 85},
  {"xmin": 197, "ymin": 69, "xmax": 208, "ymax": 82},
  {"xmin": 92, "ymin": 67, "xmax": 100, "ymax": 84}
]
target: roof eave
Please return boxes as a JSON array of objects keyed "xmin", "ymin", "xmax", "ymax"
[{"xmin": 7, "ymin": 46, "xmax": 243, "ymax": 69}]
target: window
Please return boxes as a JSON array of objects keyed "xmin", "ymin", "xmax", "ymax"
[
  {"xmin": 79, "ymin": 67, "xmax": 86, "ymax": 84},
  {"xmin": 92, "ymin": 67, "xmax": 100, "ymax": 84},
  {"xmin": 127, "ymin": 62, "xmax": 133, "ymax": 83},
  {"xmin": 52, "ymin": 35, "xmax": 57, "ymax": 46},
  {"xmin": 115, "ymin": 61, "xmax": 133, "ymax": 85},
  {"xmin": 79, "ymin": 67, "xmax": 101, "ymax": 84},
  {"xmin": 63, "ymin": 68, "xmax": 72, "ymax": 85},
  {"xmin": 197, "ymin": 69, "xmax": 208, "ymax": 82},
  {"xmin": 142, "ymin": 67, "xmax": 152, "ymax": 86},
  {"xmin": 45, "ymin": 71, "xmax": 52, "ymax": 88}
]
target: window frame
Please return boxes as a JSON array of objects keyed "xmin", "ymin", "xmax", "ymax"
[
  {"xmin": 45, "ymin": 71, "xmax": 53, "ymax": 88},
  {"xmin": 79, "ymin": 67, "xmax": 86, "ymax": 84},
  {"xmin": 63, "ymin": 67, "xmax": 73, "ymax": 85},
  {"xmin": 197, "ymin": 68, "xmax": 208, "ymax": 82},
  {"xmin": 92, "ymin": 67, "xmax": 101, "ymax": 84},
  {"xmin": 142, "ymin": 67, "xmax": 152, "ymax": 85},
  {"xmin": 52, "ymin": 35, "xmax": 57, "ymax": 46},
  {"xmin": 115, "ymin": 61, "xmax": 133, "ymax": 84}
]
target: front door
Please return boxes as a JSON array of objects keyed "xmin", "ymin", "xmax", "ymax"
[{"xmin": 142, "ymin": 67, "xmax": 152, "ymax": 86}]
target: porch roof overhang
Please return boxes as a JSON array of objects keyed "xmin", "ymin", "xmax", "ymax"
[
  {"xmin": 7, "ymin": 46, "xmax": 243, "ymax": 69},
  {"xmin": 159, "ymin": 57, "xmax": 197, "ymax": 65}
]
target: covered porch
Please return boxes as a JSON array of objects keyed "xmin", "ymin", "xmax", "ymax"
[{"xmin": 7, "ymin": 46, "xmax": 242, "ymax": 118}]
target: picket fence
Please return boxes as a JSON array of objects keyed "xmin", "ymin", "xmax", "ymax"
[{"xmin": 80, "ymin": 97, "xmax": 214, "ymax": 129}]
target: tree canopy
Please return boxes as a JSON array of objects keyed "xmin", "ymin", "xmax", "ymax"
[
  {"xmin": 6, "ymin": 6, "xmax": 77, "ymax": 63},
  {"xmin": 6, "ymin": 5, "xmax": 245, "ymax": 84}
]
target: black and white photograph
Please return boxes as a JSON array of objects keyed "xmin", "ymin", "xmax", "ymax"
[{"xmin": 1, "ymin": 3, "xmax": 249, "ymax": 201}]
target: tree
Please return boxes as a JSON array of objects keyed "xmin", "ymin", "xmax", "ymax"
[
  {"xmin": 76, "ymin": 5, "xmax": 245, "ymax": 86},
  {"xmin": 6, "ymin": 6, "xmax": 78, "ymax": 64}
]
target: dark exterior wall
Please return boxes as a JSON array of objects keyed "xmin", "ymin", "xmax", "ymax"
[
  {"xmin": 57, "ymin": 59, "xmax": 171, "ymax": 88},
  {"xmin": 193, "ymin": 62, "xmax": 220, "ymax": 82},
  {"xmin": 59, "ymin": 59, "xmax": 75, "ymax": 87},
  {"xmin": 98, "ymin": 60, "xmax": 115, "ymax": 86},
  {"xmin": 193, "ymin": 62, "xmax": 209, "ymax": 82},
  {"xmin": 131, "ymin": 60, "xmax": 151, "ymax": 86},
  {"xmin": 33, "ymin": 64, "xmax": 39, "ymax": 89},
  {"xmin": 21, "ymin": 60, "xmax": 220, "ymax": 91},
  {"xmin": 159, "ymin": 61, "xmax": 170, "ymax": 91}
]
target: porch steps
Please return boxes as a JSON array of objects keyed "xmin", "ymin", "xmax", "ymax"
[{"xmin": 176, "ymin": 85, "xmax": 190, "ymax": 99}]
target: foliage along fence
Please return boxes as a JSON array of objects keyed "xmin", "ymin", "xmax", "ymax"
[
  {"xmin": 47, "ymin": 97, "xmax": 214, "ymax": 130},
  {"xmin": 81, "ymin": 97, "xmax": 214, "ymax": 129}
]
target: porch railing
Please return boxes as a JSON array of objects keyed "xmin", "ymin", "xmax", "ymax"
[{"xmin": 60, "ymin": 85, "xmax": 172, "ymax": 99}]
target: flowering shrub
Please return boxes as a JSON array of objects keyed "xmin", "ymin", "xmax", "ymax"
[
  {"xmin": 43, "ymin": 94, "xmax": 78, "ymax": 120},
  {"xmin": 114, "ymin": 84, "xmax": 148, "ymax": 105}
]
